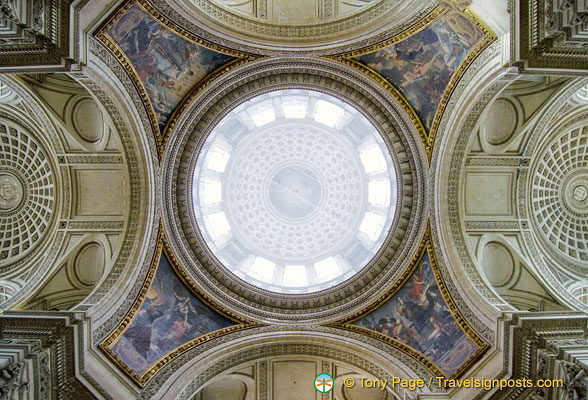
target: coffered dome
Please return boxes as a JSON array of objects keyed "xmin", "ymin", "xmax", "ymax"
[
  {"xmin": 0, "ymin": 118, "xmax": 56, "ymax": 264},
  {"xmin": 192, "ymin": 89, "xmax": 398, "ymax": 293},
  {"xmin": 529, "ymin": 121, "xmax": 588, "ymax": 270},
  {"xmin": 162, "ymin": 58, "xmax": 428, "ymax": 323}
]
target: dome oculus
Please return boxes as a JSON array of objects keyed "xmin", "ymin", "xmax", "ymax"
[{"xmin": 192, "ymin": 89, "xmax": 397, "ymax": 293}]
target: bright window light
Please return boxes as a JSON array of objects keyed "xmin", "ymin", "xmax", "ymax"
[
  {"xmin": 248, "ymin": 101, "xmax": 276, "ymax": 127},
  {"xmin": 368, "ymin": 180, "xmax": 390, "ymax": 207},
  {"xmin": 206, "ymin": 146, "xmax": 230, "ymax": 172},
  {"xmin": 250, "ymin": 109, "xmax": 275, "ymax": 126},
  {"xmin": 314, "ymin": 257, "xmax": 340, "ymax": 281},
  {"xmin": 360, "ymin": 145, "xmax": 387, "ymax": 174},
  {"xmin": 282, "ymin": 96, "xmax": 308, "ymax": 118},
  {"xmin": 314, "ymin": 100, "xmax": 344, "ymax": 127},
  {"xmin": 204, "ymin": 211, "xmax": 231, "ymax": 240},
  {"xmin": 249, "ymin": 256, "xmax": 276, "ymax": 282},
  {"xmin": 359, "ymin": 212, "xmax": 386, "ymax": 241},
  {"xmin": 282, "ymin": 265, "xmax": 308, "ymax": 286},
  {"xmin": 200, "ymin": 179, "xmax": 222, "ymax": 205}
]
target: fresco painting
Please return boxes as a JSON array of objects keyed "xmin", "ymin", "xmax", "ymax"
[
  {"xmin": 354, "ymin": 11, "xmax": 485, "ymax": 133},
  {"xmin": 111, "ymin": 252, "xmax": 234, "ymax": 376},
  {"xmin": 107, "ymin": 3, "xmax": 234, "ymax": 131},
  {"xmin": 354, "ymin": 251, "xmax": 477, "ymax": 376}
]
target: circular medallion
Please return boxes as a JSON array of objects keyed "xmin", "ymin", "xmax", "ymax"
[
  {"xmin": 0, "ymin": 172, "xmax": 24, "ymax": 211},
  {"xmin": 266, "ymin": 163, "xmax": 324, "ymax": 222},
  {"xmin": 563, "ymin": 173, "xmax": 588, "ymax": 213},
  {"xmin": 573, "ymin": 184, "xmax": 588, "ymax": 203}
]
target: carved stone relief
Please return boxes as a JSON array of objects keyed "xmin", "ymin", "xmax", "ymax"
[
  {"xmin": 0, "ymin": 0, "xmax": 85, "ymax": 72},
  {"xmin": 494, "ymin": 313, "xmax": 588, "ymax": 399},
  {"xmin": 510, "ymin": 0, "xmax": 588, "ymax": 73},
  {"xmin": 161, "ymin": 57, "xmax": 429, "ymax": 323},
  {"xmin": 0, "ymin": 312, "xmax": 98, "ymax": 399}
]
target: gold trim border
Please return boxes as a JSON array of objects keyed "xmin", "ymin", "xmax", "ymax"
[
  {"xmin": 427, "ymin": 6, "xmax": 496, "ymax": 156},
  {"xmin": 98, "ymin": 225, "xmax": 263, "ymax": 387},
  {"xmin": 94, "ymin": 0, "xmax": 259, "ymax": 160},
  {"xmin": 327, "ymin": 227, "xmax": 490, "ymax": 380},
  {"xmin": 327, "ymin": 5, "xmax": 497, "ymax": 161}
]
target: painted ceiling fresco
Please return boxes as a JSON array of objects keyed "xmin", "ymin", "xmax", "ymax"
[
  {"xmin": 354, "ymin": 251, "xmax": 479, "ymax": 377},
  {"xmin": 354, "ymin": 10, "xmax": 486, "ymax": 134},
  {"xmin": 107, "ymin": 251, "xmax": 235, "ymax": 379},
  {"xmin": 96, "ymin": 1, "xmax": 492, "ymax": 387},
  {"xmin": 106, "ymin": 3, "xmax": 234, "ymax": 132}
]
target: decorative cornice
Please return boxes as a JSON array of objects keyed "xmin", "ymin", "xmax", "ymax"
[
  {"xmin": 0, "ymin": 0, "xmax": 85, "ymax": 72},
  {"xmin": 154, "ymin": 0, "xmax": 436, "ymax": 54},
  {"xmin": 98, "ymin": 227, "xmax": 263, "ymax": 387},
  {"xmin": 161, "ymin": 57, "xmax": 429, "ymax": 323},
  {"xmin": 510, "ymin": 0, "xmax": 588, "ymax": 74},
  {"xmin": 495, "ymin": 312, "xmax": 588, "ymax": 399},
  {"xmin": 0, "ymin": 312, "xmax": 100, "ymax": 398}
]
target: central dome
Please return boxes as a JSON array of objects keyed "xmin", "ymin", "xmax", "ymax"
[{"xmin": 192, "ymin": 89, "xmax": 397, "ymax": 293}]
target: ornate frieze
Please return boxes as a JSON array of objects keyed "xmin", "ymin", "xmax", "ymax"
[
  {"xmin": 495, "ymin": 313, "xmax": 588, "ymax": 399},
  {"xmin": 0, "ymin": 312, "xmax": 100, "ymax": 398},
  {"xmin": 510, "ymin": 0, "xmax": 588, "ymax": 73},
  {"xmin": 0, "ymin": 0, "xmax": 85, "ymax": 72}
]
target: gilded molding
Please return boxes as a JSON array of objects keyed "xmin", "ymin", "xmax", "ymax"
[
  {"xmin": 329, "ymin": 228, "xmax": 490, "ymax": 380},
  {"xmin": 99, "ymin": 226, "xmax": 263, "ymax": 387},
  {"xmin": 94, "ymin": 0, "xmax": 259, "ymax": 159},
  {"xmin": 161, "ymin": 58, "xmax": 429, "ymax": 323},
  {"xmin": 328, "ymin": 5, "xmax": 496, "ymax": 159}
]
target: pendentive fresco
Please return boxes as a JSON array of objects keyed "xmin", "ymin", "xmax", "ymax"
[
  {"xmin": 2, "ymin": 0, "xmax": 588, "ymax": 398},
  {"xmin": 354, "ymin": 8, "xmax": 486, "ymax": 133},
  {"xmin": 354, "ymin": 251, "xmax": 478, "ymax": 377},
  {"xmin": 103, "ymin": 250, "xmax": 236, "ymax": 383},
  {"xmin": 105, "ymin": 2, "xmax": 234, "ymax": 131}
]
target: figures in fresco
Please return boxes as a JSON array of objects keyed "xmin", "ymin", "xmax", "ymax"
[
  {"xmin": 107, "ymin": 4, "xmax": 233, "ymax": 130},
  {"xmin": 354, "ymin": 253, "xmax": 478, "ymax": 376},
  {"xmin": 355, "ymin": 12, "xmax": 484, "ymax": 132},
  {"xmin": 112, "ymin": 255, "xmax": 233, "ymax": 376}
]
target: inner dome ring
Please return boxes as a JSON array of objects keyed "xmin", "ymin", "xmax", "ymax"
[
  {"xmin": 192, "ymin": 89, "xmax": 396, "ymax": 293},
  {"xmin": 162, "ymin": 60, "xmax": 428, "ymax": 322}
]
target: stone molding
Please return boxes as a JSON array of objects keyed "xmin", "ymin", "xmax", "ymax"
[
  {"xmin": 68, "ymin": 53, "xmax": 161, "ymax": 345},
  {"xmin": 510, "ymin": 0, "xmax": 588, "ymax": 74},
  {"xmin": 496, "ymin": 312, "xmax": 588, "ymax": 399},
  {"xmin": 0, "ymin": 311, "xmax": 103, "ymax": 399},
  {"xmin": 151, "ymin": 0, "xmax": 435, "ymax": 55},
  {"xmin": 161, "ymin": 56, "xmax": 429, "ymax": 323},
  {"xmin": 431, "ymin": 38, "xmax": 514, "ymax": 339},
  {"xmin": 0, "ymin": 0, "xmax": 87, "ymax": 72},
  {"xmin": 0, "ymin": 77, "xmax": 68, "ymax": 312},
  {"xmin": 140, "ymin": 327, "xmax": 444, "ymax": 399}
]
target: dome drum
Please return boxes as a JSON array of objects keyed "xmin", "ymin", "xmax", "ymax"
[{"xmin": 162, "ymin": 59, "xmax": 428, "ymax": 323}]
